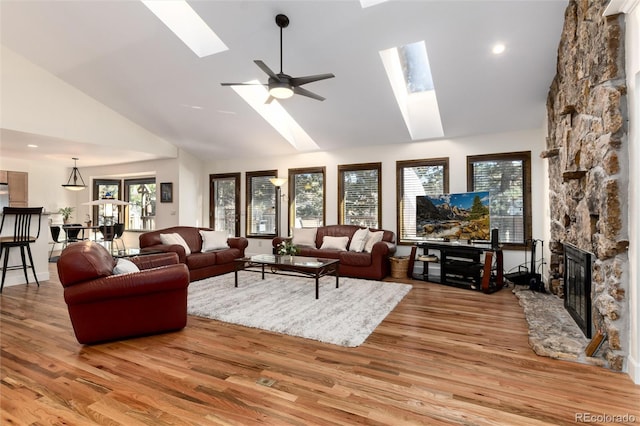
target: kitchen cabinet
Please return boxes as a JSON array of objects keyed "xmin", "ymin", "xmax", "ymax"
[{"xmin": 0, "ymin": 171, "xmax": 28, "ymax": 207}]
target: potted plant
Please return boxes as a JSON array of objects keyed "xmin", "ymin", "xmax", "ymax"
[
  {"xmin": 277, "ymin": 240, "xmax": 298, "ymax": 260},
  {"xmin": 58, "ymin": 207, "xmax": 74, "ymax": 224}
]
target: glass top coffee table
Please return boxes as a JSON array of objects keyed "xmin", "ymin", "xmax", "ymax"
[{"xmin": 234, "ymin": 254, "xmax": 340, "ymax": 299}]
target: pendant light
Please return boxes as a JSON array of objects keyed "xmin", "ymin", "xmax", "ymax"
[{"xmin": 62, "ymin": 157, "xmax": 87, "ymax": 191}]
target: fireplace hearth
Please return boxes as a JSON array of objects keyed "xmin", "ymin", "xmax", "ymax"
[{"xmin": 563, "ymin": 244, "xmax": 592, "ymax": 338}]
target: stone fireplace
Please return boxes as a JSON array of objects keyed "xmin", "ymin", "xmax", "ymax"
[{"xmin": 544, "ymin": 0, "xmax": 629, "ymax": 371}]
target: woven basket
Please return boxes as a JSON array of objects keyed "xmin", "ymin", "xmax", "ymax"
[{"xmin": 389, "ymin": 256, "xmax": 409, "ymax": 279}]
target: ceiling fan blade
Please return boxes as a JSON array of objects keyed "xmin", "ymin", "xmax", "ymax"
[
  {"xmin": 220, "ymin": 82, "xmax": 266, "ymax": 86},
  {"xmin": 293, "ymin": 86, "xmax": 326, "ymax": 101},
  {"xmin": 290, "ymin": 73, "xmax": 335, "ymax": 87},
  {"xmin": 254, "ymin": 60, "xmax": 282, "ymax": 81}
]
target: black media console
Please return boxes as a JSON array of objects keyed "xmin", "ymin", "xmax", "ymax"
[{"xmin": 415, "ymin": 241, "xmax": 504, "ymax": 293}]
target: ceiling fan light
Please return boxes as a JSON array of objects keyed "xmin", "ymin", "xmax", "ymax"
[{"xmin": 269, "ymin": 85, "xmax": 294, "ymax": 99}]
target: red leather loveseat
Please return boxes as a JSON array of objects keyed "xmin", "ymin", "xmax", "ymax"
[
  {"xmin": 57, "ymin": 241, "xmax": 190, "ymax": 344},
  {"xmin": 139, "ymin": 226, "xmax": 248, "ymax": 281},
  {"xmin": 273, "ymin": 225, "xmax": 396, "ymax": 280}
]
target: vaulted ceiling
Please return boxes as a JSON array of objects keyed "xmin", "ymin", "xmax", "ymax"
[{"xmin": 0, "ymin": 1, "xmax": 568, "ymax": 166}]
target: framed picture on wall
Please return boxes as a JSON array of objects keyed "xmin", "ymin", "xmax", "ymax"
[{"xmin": 160, "ymin": 182, "xmax": 173, "ymax": 203}]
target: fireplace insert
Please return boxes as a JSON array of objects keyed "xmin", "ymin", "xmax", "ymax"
[{"xmin": 563, "ymin": 244, "xmax": 593, "ymax": 338}]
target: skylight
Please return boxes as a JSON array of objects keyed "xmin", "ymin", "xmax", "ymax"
[
  {"xmin": 141, "ymin": 0, "xmax": 228, "ymax": 58},
  {"xmin": 379, "ymin": 40, "xmax": 444, "ymax": 140},
  {"xmin": 231, "ymin": 81, "xmax": 320, "ymax": 152},
  {"xmin": 360, "ymin": 0, "xmax": 389, "ymax": 8}
]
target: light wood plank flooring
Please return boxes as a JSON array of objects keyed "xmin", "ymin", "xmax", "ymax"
[{"xmin": 1, "ymin": 263, "xmax": 639, "ymax": 425}]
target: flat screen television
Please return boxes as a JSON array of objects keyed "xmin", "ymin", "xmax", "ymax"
[{"xmin": 416, "ymin": 191, "xmax": 491, "ymax": 241}]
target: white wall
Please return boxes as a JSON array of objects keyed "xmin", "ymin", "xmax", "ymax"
[
  {"xmin": 0, "ymin": 46, "xmax": 177, "ymax": 159},
  {"xmin": 622, "ymin": 1, "xmax": 640, "ymax": 385},
  {"xmin": 203, "ymin": 128, "xmax": 548, "ymax": 271}
]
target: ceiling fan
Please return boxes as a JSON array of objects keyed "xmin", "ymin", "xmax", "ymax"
[{"xmin": 221, "ymin": 14, "xmax": 335, "ymax": 103}]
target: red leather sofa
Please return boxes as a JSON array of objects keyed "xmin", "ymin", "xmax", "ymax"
[
  {"xmin": 273, "ymin": 225, "xmax": 396, "ymax": 280},
  {"xmin": 57, "ymin": 241, "xmax": 190, "ymax": 344},
  {"xmin": 139, "ymin": 226, "xmax": 248, "ymax": 281}
]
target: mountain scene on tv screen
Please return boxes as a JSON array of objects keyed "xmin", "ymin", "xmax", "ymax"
[{"xmin": 416, "ymin": 191, "xmax": 490, "ymax": 241}]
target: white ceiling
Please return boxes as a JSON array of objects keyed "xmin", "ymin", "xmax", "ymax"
[{"xmin": 0, "ymin": 0, "xmax": 568, "ymax": 167}]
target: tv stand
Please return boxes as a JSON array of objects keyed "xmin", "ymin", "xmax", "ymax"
[{"xmin": 415, "ymin": 241, "xmax": 503, "ymax": 293}]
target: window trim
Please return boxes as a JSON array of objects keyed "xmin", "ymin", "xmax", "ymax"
[
  {"xmin": 467, "ymin": 151, "xmax": 532, "ymax": 250},
  {"xmin": 124, "ymin": 177, "xmax": 156, "ymax": 232},
  {"xmin": 338, "ymin": 162, "xmax": 382, "ymax": 228},
  {"xmin": 245, "ymin": 170, "xmax": 278, "ymax": 239},
  {"xmin": 287, "ymin": 166, "xmax": 326, "ymax": 234},
  {"xmin": 395, "ymin": 158, "xmax": 449, "ymax": 245},
  {"xmin": 209, "ymin": 172, "xmax": 241, "ymax": 237},
  {"xmin": 92, "ymin": 179, "xmax": 121, "ymax": 226}
]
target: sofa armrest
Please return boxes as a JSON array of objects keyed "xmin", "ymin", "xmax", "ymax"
[
  {"xmin": 130, "ymin": 252, "xmax": 179, "ymax": 270},
  {"xmin": 63, "ymin": 264, "xmax": 189, "ymax": 305},
  {"xmin": 228, "ymin": 237, "xmax": 249, "ymax": 251},
  {"xmin": 371, "ymin": 241, "xmax": 396, "ymax": 257}
]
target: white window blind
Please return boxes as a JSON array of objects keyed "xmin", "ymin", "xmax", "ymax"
[
  {"xmin": 399, "ymin": 163, "xmax": 445, "ymax": 242},
  {"xmin": 340, "ymin": 165, "xmax": 380, "ymax": 228}
]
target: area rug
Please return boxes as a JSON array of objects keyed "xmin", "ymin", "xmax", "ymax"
[{"xmin": 187, "ymin": 271, "xmax": 412, "ymax": 347}]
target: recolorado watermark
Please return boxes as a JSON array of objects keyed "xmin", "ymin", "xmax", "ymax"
[{"xmin": 575, "ymin": 412, "xmax": 637, "ymax": 423}]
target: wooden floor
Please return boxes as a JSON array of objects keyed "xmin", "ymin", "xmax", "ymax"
[{"xmin": 1, "ymin": 265, "xmax": 639, "ymax": 425}]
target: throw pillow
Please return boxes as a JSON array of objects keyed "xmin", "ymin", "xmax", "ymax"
[
  {"xmin": 349, "ymin": 228, "xmax": 370, "ymax": 252},
  {"xmin": 292, "ymin": 227, "xmax": 317, "ymax": 247},
  {"xmin": 364, "ymin": 230, "xmax": 384, "ymax": 253},
  {"xmin": 200, "ymin": 230, "xmax": 229, "ymax": 252},
  {"xmin": 159, "ymin": 233, "xmax": 192, "ymax": 256},
  {"xmin": 112, "ymin": 258, "xmax": 140, "ymax": 275},
  {"xmin": 320, "ymin": 236, "xmax": 349, "ymax": 251}
]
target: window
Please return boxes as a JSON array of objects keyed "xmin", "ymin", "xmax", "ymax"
[
  {"xmin": 92, "ymin": 179, "xmax": 121, "ymax": 226},
  {"xmin": 396, "ymin": 158, "xmax": 449, "ymax": 244},
  {"xmin": 210, "ymin": 173, "xmax": 241, "ymax": 237},
  {"xmin": 288, "ymin": 167, "xmax": 325, "ymax": 231},
  {"xmin": 467, "ymin": 152, "xmax": 532, "ymax": 248},
  {"xmin": 125, "ymin": 178, "xmax": 156, "ymax": 231},
  {"xmin": 338, "ymin": 163, "xmax": 381, "ymax": 228},
  {"xmin": 246, "ymin": 170, "xmax": 277, "ymax": 237}
]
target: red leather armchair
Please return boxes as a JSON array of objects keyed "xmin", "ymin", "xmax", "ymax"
[{"xmin": 57, "ymin": 241, "xmax": 190, "ymax": 344}]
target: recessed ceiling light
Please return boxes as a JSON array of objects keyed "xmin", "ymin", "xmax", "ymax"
[
  {"xmin": 27, "ymin": 144, "xmax": 38, "ymax": 148},
  {"xmin": 141, "ymin": 0, "xmax": 228, "ymax": 58},
  {"xmin": 492, "ymin": 43, "xmax": 506, "ymax": 55}
]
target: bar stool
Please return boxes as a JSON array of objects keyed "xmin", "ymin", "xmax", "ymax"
[{"xmin": 0, "ymin": 207, "xmax": 43, "ymax": 293}]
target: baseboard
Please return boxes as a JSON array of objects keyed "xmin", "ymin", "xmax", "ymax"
[
  {"xmin": 0, "ymin": 270, "xmax": 50, "ymax": 288},
  {"xmin": 627, "ymin": 353, "xmax": 640, "ymax": 385}
]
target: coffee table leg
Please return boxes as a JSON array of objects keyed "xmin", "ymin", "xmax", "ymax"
[
  {"xmin": 335, "ymin": 265, "xmax": 339, "ymax": 288},
  {"xmin": 315, "ymin": 273, "xmax": 319, "ymax": 299},
  {"xmin": 234, "ymin": 264, "xmax": 239, "ymax": 288}
]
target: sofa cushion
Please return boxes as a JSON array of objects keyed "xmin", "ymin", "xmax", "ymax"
[
  {"xmin": 297, "ymin": 247, "xmax": 341, "ymax": 259},
  {"xmin": 113, "ymin": 258, "xmax": 140, "ymax": 275},
  {"xmin": 186, "ymin": 252, "xmax": 218, "ymax": 270},
  {"xmin": 340, "ymin": 251, "xmax": 373, "ymax": 267},
  {"xmin": 320, "ymin": 236, "xmax": 349, "ymax": 251},
  {"xmin": 200, "ymin": 230, "xmax": 229, "ymax": 252},
  {"xmin": 292, "ymin": 227, "xmax": 317, "ymax": 247},
  {"xmin": 215, "ymin": 247, "xmax": 242, "ymax": 264},
  {"xmin": 160, "ymin": 233, "xmax": 192, "ymax": 256},
  {"xmin": 364, "ymin": 230, "xmax": 384, "ymax": 253},
  {"xmin": 349, "ymin": 228, "xmax": 370, "ymax": 252}
]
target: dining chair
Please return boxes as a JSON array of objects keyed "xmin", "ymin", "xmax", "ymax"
[
  {"xmin": 0, "ymin": 207, "xmax": 43, "ymax": 292},
  {"xmin": 113, "ymin": 223, "xmax": 126, "ymax": 251},
  {"xmin": 99, "ymin": 225, "xmax": 116, "ymax": 251},
  {"xmin": 49, "ymin": 225, "xmax": 68, "ymax": 261},
  {"xmin": 63, "ymin": 224, "xmax": 84, "ymax": 243}
]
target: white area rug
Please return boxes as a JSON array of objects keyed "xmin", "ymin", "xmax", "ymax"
[{"xmin": 187, "ymin": 271, "xmax": 412, "ymax": 347}]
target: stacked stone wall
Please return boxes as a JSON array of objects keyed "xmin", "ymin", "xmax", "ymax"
[{"xmin": 544, "ymin": 0, "xmax": 629, "ymax": 371}]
